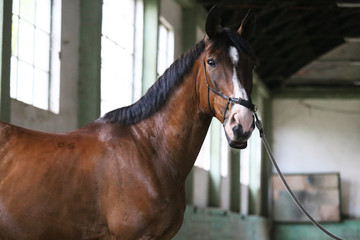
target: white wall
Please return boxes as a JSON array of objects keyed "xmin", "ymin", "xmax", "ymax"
[{"xmin": 272, "ymin": 98, "xmax": 360, "ymax": 218}]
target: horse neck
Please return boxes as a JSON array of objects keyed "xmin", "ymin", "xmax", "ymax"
[{"xmin": 134, "ymin": 60, "xmax": 211, "ymax": 181}]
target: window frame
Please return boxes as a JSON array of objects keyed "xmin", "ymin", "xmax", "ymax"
[
  {"xmin": 100, "ymin": 0, "xmax": 143, "ymax": 116},
  {"xmin": 10, "ymin": 0, "xmax": 60, "ymax": 113},
  {"xmin": 157, "ymin": 16, "xmax": 174, "ymax": 77}
]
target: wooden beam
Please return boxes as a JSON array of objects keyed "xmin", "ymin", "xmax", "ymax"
[
  {"xmin": 272, "ymin": 87, "xmax": 360, "ymax": 99},
  {"xmin": 230, "ymin": 149, "xmax": 241, "ymax": 212},
  {"xmin": 142, "ymin": 0, "xmax": 159, "ymax": 94},
  {"xmin": 78, "ymin": 0, "xmax": 102, "ymax": 127},
  {"xmin": 259, "ymin": 98, "xmax": 272, "ymax": 217}
]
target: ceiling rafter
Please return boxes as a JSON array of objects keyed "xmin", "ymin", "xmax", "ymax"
[{"xmin": 197, "ymin": 0, "xmax": 360, "ymax": 90}]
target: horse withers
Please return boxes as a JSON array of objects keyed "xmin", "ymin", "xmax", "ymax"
[{"xmin": 0, "ymin": 7, "xmax": 257, "ymax": 240}]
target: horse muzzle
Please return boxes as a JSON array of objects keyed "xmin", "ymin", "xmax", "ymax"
[{"xmin": 223, "ymin": 116, "xmax": 255, "ymax": 149}]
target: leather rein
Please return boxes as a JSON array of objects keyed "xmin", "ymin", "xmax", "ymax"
[{"xmin": 202, "ymin": 60, "xmax": 344, "ymax": 240}]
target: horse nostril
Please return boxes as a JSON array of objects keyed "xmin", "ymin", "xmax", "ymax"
[
  {"xmin": 232, "ymin": 124, "xmax": 252, "ymax": 142},
  {"xmin": 232, "ymin": 124, "xmax": 244, "ymax": 139},
  {"xmin": 231, "ymin": 113, "xmax": 240, "ymax": 125},
  {"xmin": 230, "ymin": 114, "xmax": 237, "ymax": 125}
]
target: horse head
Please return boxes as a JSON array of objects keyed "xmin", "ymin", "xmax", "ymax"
[{"xmin": 201, "ymin": 7, "xmax": 257, "ymax": 149}]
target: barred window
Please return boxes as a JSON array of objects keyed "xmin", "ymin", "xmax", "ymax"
[
  {"xmin": 11, "ymin": 0, "xmax": 60, "ymax": 112},
  {"xmin": 101, "ymin": 0, "xmax": 143, "ymax": 116}
]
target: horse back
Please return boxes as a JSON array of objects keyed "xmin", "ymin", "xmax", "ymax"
[{"xmin": 0, "ymin": 121, "xmax": 110, "ymax": 239}]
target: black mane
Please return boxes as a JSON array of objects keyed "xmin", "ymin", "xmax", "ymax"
[
  {"xmin": 101, "ymin": 28, "xmax": 256, "ymax": 125},
  {"xmin": 102, "ymin": 40, "xmax": 206, "ymax": 125}
]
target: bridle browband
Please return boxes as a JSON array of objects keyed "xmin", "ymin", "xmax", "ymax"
[{"xmin": 202, "ymin": 60, "xmax": 257, "ymax": 122}]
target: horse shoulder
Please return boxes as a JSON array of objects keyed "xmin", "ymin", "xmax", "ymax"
[{"xmin": 94, "ymin": 124, "xmax": 186, "ymax": 239}]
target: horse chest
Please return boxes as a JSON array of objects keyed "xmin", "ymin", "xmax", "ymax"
[{"xmin": 103, "ymin": 173, "xmax": 186, "ymax": 239}]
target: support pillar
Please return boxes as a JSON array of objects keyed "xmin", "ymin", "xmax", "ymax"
[
  {"xmin": 142, "ymin": 0, "xmax": 159, "ymax": 94},
  {"xmin": 78, "ymin": 0, "xmax": 102, "ymax": 127},
  {"xmin": 0, "ymin": 0, "xmax": 12, "ymax": 123},
  {"xmin": 230, "ymin": 149, "xmax": 241, "ymax": 212}
]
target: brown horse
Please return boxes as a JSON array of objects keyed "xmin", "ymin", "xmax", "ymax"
[{"xmin": 0, "ymin": 7, "xmax": 257, "ymax": 240}]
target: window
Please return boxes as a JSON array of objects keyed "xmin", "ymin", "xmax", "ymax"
[
  {"xmin": 157, "ymin": 17, "xmax": 174, "ymax": 77},
  {"xmin": 11, "ymin": 0, "xmax": 60, "ymax": 112},
  {"xmin": 240, "ymin": 121, "xmax": 262, "ymax": 214},
  {"xmin": 101, "ymin": 0, "xmax": 143, "ymax": 116},
  {"xmin": 240, "ymin": 146, "xmax": 250, "ymax": 186},
  {"xmin": 195, "ymin": 131, "xmax": 211, "ymax": 171},
  {"xmin": 220, "ymin": 131, "xmax": 229, "ymax": 177}
]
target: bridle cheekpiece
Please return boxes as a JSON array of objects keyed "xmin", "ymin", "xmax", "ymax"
[{"xmin": 202, "ymin": 60, "xmax": 257, "ymax": 123}]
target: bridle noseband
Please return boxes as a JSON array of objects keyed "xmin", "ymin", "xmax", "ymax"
[{"xmin": 202, "ymin": 61, "xmax": 257, "ymax": 122}]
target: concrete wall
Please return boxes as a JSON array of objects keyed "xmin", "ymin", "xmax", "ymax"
[{"xmin": 272, "ymin": 99, "xmax": 360, "ymax": 218}]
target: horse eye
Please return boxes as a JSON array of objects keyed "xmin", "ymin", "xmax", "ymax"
[{"xmin": 207, "ymin": 58, "xmax": 216, "ymax": 67}]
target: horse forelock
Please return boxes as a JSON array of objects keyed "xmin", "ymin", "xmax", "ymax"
[
  {"xmin": 101, "ymin": 40, "xmax": 206, "ymax": 125},
  {"xmin": 210, "ymin": 28, "xmax": 257, "ymax": 63}
]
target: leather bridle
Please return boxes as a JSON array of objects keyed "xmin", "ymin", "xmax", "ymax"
[{"xmin": 202, "ymin": 60, "xmax": 257, "ymax": 122}]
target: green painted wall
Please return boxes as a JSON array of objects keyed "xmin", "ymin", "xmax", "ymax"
[
  {"xmin": 230, "ymin": 149, "xmax": 241, "ymax": 212},
  {"xmin": 273, "ymin": 220, "xmax": 360, "ymax": 240},
  {"xmin": 173, "ymin": 206, "xmax": 271, "ymax": 240},
  {"xmin": 0, "ymin": 0, "xmax": 12, "ymax": 123},
  {"xmin": 142, "ymin": 0, "xmax": 159, "ymax": 94},
  {"xmin": 78, "ymin": 0, "xmax": 102, "ymax": 127}
]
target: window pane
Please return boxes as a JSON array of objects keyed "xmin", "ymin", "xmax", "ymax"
[
  {"xmin": 19, "ymin": 0, "xmax": 35, "ymax": 23},
  {"xmin": 11, "ymin": 0, "xmax": 55, "ymax": 111},
  {"xmin": 157, "ymin": 20, "xmax": 174, "ymax": 76},
  {"xmin": 35, "ymin": 0, "xmax": 51, "ymax": 32},
  {"xmin": 18, "ymin": 20, "xmax": 34, "ymax": 64},
  {"xmin": 157, "ymin": 25, "xmax": 167, "ymax": 75},
  {"xmin": 240, "ymin": 147, "xmax": 250, "ymax": 185},
  {"xmin": 34, "ymin": 30, "xmax": 50, "ymax": 70},
  {"xmin": 195, "ymin": 131, "xmax": 211, "ymax": 171},
  {"xmin": 133, "ymin": 0, "xmax": 143, "ymax": 101},
  {"xmin": 33, "ymin": 69, "xmax": 49, "ymax": 109},
  {"xmin": 13, "ymin": 0, "xmax": 20, "ymax": 15},
  {"xmin": 101, "ymin": 0, "xmax": 141, "ymax": 116},
  {"xmin": 167, "ymin": 30, "xmax": 174, "ymax": 64},
  {"xmin": 11, "ymin": 16, "xmax": 19, "ymax": 57},
  {"xmin": 10, "ymin": 57, "xmax": 18, "ymax": 98},
  {"xmin": 221, "ymin": 132, "xmax": 229, "ymax": 177},
  {"xmin": 121, "ymin": 24, "xmax": 135, "ymax": 53},
  {"xmin": 17, "ymin": 61, "xmax": 34, "ymax": 104},
  {"xmin": 122, "ymin": 0, "xmax": 135, "ymax": 23}
]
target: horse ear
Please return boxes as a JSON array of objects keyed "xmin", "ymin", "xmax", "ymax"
[
  {"xmin": 205, "ymin": 6, "xmax": 221, "ymax": 39},
  {"xmin": 238, "ymin": 9, "xmax": 256, "ymax": 40}
]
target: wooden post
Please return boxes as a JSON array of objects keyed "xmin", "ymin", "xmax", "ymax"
[
  {"xmin": 142, "ymin": 0, "xmax": 159, "ymax": 94},
  {"xmin": 0, "ymin": 0, "xmax": 12, "ymax": 123}
]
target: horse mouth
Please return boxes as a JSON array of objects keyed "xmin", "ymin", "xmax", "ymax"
[
  {"xmin": 224, "ymin": 131, "xmax": 248, "ymax": 149},
  {"xmin": 228, "ymin": 139, "xmax": 247, "ymax": 149}
]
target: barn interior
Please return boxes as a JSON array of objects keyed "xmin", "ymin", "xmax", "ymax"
[{"xmin": 0, "ymin": 0, "xmax": 359, "ymax": 239}]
